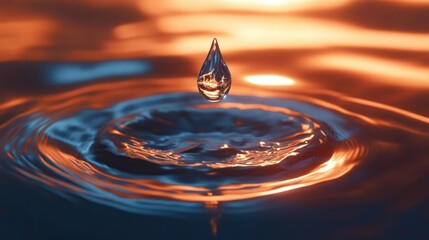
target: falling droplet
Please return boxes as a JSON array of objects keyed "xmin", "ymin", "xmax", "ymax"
[{"xmin": 197, "ymin": 38, "xmax": 232, "ymax": 102}]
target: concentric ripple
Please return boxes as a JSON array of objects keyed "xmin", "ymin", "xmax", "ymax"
[
  {"xmin": 0, "ymin": 83, "xmax": 373, "ymax": 214},
  {"xmin": 100, "ymin": 103, "xmax": 325, "ymax": 168}
]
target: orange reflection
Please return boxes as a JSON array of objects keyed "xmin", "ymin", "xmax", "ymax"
[
  {"xmin": 0, "ymin": 20, "xmax": 54, "ymax": 60},
  {"xmin": 35, "ymin": 138, "xmax": 362, "ymax": 203},
  {"xmin": 0, "ymin": 98, "xmax": 28, "ymax": 111},
  {"xmin": 244, "ymin": 75, "xmax": 295, "ymax": 86},
  {"xmin": 107, "ymin": 12, "xmax": 429, "ymax": 57},
  {"xmin": 138, "ymin": 0, "xmax": 351, "ymax": 14},
  {"xmin": 304, "ymin": 52, "xmax": 429, "ymax": 88}
]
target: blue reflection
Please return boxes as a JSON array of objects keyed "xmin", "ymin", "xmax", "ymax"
[
  {"xmin": 46, "ymin": 60, "xmax": 151, "ymax": 85},
  {"xmin": 232, "ymin": 95, "xmax": 356, "ymax": 140}
]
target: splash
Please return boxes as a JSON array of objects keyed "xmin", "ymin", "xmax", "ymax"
[
  {"xmin": 0, "ymin": 78, "xmax": 370, "ymax": 215},
  {"xmin": 1, "ymin": 75, "xmax": 428, "ymax": 218},
  {"xmin": 197, "ymin": 38, "xmax": 232, "ymax": 102}
]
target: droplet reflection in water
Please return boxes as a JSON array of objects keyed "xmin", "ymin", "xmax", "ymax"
[{"xmin": 197, "ymin": 38, "xmax": 232, "ymax": 102}]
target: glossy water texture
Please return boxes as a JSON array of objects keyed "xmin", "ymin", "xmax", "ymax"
[
  {"xmin": 1, "ymin": 1, "xmax": 429, "ymax": 239},
  {"xmin": 0, "ymin": 89, "xmax": 365, "ymax": 206},
  {"xmin": 197, "ymin": 38, "xmax": 232, "ymax": 102}
]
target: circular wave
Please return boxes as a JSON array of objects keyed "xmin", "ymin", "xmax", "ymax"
[{"xmin": 0, "ymin": 85, "xmax": 370, "ymax": 214}]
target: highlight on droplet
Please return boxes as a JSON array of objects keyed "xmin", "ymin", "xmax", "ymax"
[{"xmin": 197, "ymin": 38, "xmax": 232, "ymax": 102}]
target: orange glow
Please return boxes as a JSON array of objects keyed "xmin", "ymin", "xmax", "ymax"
[
  {"xmin": 35, "ymin": 138, "xmax": 362, "ymax": 203},
  {"xmin": 138, "ymin": 0, "xmax": 351, "ymax": 14},
  {"xmin": 244, "ymin": 75, "xmax": 295, "ymax": 86},
  {"xmin": 113, "ymin": 21, "xmax": 159, "ymax": 39},
  {"xmin": 0, "ymin": 98, "xmax": 28, "ymax": 111},
  {"xmin": 0, "ymin": 20, "xmax": 55, "ymax": 60},
  {"xmin": 304, "ymin": 52, "xmax": 429, "ymax": 88},
  {"xmin": 105, "ymin": 13, "xmax": 429, "ymax": 57}
]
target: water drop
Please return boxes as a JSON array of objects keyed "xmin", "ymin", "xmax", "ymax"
[{"xmin": 197, "ymin": 38, "xmax": 232, "ymax": 102}]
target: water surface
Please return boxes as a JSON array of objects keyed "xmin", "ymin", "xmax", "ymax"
[{"xmin": 0, "ymin": 1, "xmax": 429, "ymax": 239}]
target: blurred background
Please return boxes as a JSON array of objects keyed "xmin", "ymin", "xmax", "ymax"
[
  {"xmin": 0, "ymin": 0, "xmax": 429, "ymax": 239},
  {"xmin": 0, "ymin": 0, "xmax": 428, "ymax": 110}
]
